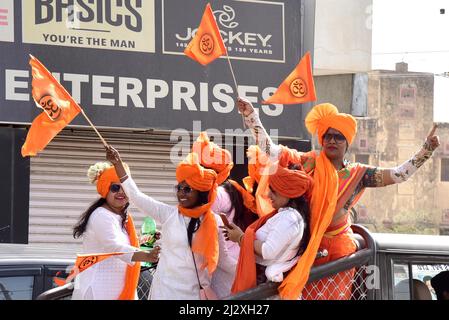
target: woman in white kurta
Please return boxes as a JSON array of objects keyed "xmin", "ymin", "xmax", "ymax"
[
  {"xmin": 106, "ymin": 146, "xmax": 236, "ymax": 300},
  {"xmin": 71, "ymin": 162, "xmax": 159, "ymax": 300},
  {"xmin": 224, "ymin": 164, "xmax": 313, "ymax": 297}
]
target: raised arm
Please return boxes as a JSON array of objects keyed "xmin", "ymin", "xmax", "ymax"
[
  {"xmin": 105, "ymin": 145, "xmax": 175, "ymax": 224},
  {"xmin": 364, "ymin": 124, "xmax": 440, "ymax": 187},
  {"xmin": 237, "ymin": 97, "xmax": 281, "ymax": 159}
]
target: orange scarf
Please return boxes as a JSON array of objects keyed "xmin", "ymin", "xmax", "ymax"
[
  {"xmin": 118, "ymin": 214, "xmax": 141, "ymax": 300},
  {"xmin": 176, "ymin": 153, "xmax": 219, "ymax": 274},
  {"xmin": 231, "ymin": 211, "xmax": 276, "ymax": 293},
  {"xmin": 278, "ymin": 152, "xmax": 338, "ymax": 299}
]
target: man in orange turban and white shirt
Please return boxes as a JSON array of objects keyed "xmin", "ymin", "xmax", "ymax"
[
  {"xmin": 105, "ymin": 145, "xmax": 235, "ymax": 299},
  {"xmin": 237, "ymin": 98, "xmax": 440, "ymax": 300}
]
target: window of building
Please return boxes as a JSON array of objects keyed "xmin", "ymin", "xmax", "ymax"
[
  {"xmin": 441, "ymin": 158, "xmax": 449, "ymax": 182},
  {"xmin": 355, "ymin": 154, "xmax": 370, "ymax": 164},
  {"xmin": 399, "ymin": 85, "xmax": 416, "ymax": 104}
]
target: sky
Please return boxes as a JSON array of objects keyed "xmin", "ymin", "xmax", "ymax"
[
  {"xmin": 372, "ymin": 0, "xmax": 449, "ymax": 74},
  {"xmin": 372, "ymin": 0, "xmax": 449, "ymax": 122}
]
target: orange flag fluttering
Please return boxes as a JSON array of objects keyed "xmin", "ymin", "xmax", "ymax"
[
  {"xmin": 184, "ymin": 3, "xmax": 227, "ymax": 66},
  {"xmin": 55, "ymin": 252, "xmax": 127, "ymax": 285},
  {"xmin": 21, "ymin": 55, "xmax": 81, "ymax": 157},
  {"xmin": 263, "ymin": 51, "xmax": 317, "ymax": 105}
]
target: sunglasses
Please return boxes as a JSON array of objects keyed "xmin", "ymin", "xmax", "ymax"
[
  {"xmin": 110, "ymin": 183, "xmax": 123, "ymax": 193},
  {"xmin": 174, "ymin": 184, "xmax": 193, "ymax": 194},
  {"xmin": 323, "ymin": 133, "xmax": 346, "ymax": 144}
]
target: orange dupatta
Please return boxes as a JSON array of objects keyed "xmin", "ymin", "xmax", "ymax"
[
  {"xmin": 177, "ymin": 186, "xmax": 218, "ymax": 274},
  {"xmin": 278, "ymin": 151, "xmax": 338, "ymax": 299},
  {"xmin": 118, "ymin": 214, "xmax": 141, "ymax": 300}
]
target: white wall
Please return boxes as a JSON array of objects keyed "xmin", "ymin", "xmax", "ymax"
[{"xmin": 314, "ymin": 0, "xmax": 372, "ymax": 75}]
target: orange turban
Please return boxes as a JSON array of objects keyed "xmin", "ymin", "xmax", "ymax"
[
  {"xmin": 192, "ymin": 132, "xmax": 233, "ymax": 185},
  {"xmin": 97, "ymin": 166, "xmax": 120, "ymax": 198},
  {"xmin": 269, "ymin": 165, "xmax": 313, "ymax": 199},
  {"xmin": 176, "ymin": 152, "xmax": 218, "ymax": 192},
  {"xmin": 175, "ymin": 153, "xmax": 219, "ymax": 274},
  {"xmin": 305, "ymin": 103, "xmax": 357, "ymax": 145}
]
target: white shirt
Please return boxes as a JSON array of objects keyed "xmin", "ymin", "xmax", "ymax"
[
  {"xmin": 71, "ymin": 207, "xmax": 137, "ymax": 300},
  {"xmin": 121, "ymin": 177, "xmax": 235, "ymax": 300},
  {"xmin": 255, "ymin": 207, "xmax": 305, "ymax": 282}
]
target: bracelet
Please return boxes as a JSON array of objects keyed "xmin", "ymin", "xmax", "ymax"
[
  {"xmin": 119, "ymin": 174, "xmax": 128, "ymax": 181},
  {"xmin": 238, "ymin": 234, "xmax": 244, "ymax": 245}
]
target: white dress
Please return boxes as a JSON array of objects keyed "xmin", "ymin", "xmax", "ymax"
[
  {"xmin": 255, "ymin": 207, "xmax": 305, "ymax": 282},
  {"xmin": 71, "ymin": 207, "xmax": 137, "ymax": 300},
  {"xmin": 121, "ymin": 177, "xmax": 236, "ymax": 300}
]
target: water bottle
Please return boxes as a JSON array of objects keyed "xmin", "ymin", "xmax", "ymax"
[{"xmin": 140, "ymin": 217, "xmax": 157, "ymax": 267}]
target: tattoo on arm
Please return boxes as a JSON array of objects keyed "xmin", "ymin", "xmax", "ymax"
[
  {"xmin": 389, "ymin": 143, "xmax": 434, "ymax": 184},
  {"xmin": 362, "ymin": 167, "xmax": 384, "ymax": 188}
]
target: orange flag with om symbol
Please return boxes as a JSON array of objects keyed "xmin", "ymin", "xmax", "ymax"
[
  {"xmin": 184, "ymin": 3, "xmax": 227, "ymax": 65},
  {"xmin": 263, "ymin": 52, "xmax": 317, "ymax": 105},
  {"xmin": 21, "ymin": 55, "xmax": 81, "ymax": 157}
]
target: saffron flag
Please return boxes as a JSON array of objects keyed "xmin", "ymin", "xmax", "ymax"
[
  {"xmin": 55, "ymin": 252, "xmax": 127, "ymax": 285},
  {"xmin": 21, "ymin": 55, "xmax": 81, "ymax": 157},
  {"xmin": 263, "ymin": 52, "xmax": 317, "ymax": 105},
  {"xmin": 184, "ymin": 3, "xmax": 227, "ymax": 65}
]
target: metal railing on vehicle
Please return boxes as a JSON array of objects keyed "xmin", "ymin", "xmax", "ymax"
[{"xmin": 223, "ymin": 224, "xmax": 377, "ymax": 300}]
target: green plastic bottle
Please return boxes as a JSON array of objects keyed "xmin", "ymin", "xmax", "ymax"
[{"xmin": 140, "ymin": 216, "xmax": 157, "ymax": 267}]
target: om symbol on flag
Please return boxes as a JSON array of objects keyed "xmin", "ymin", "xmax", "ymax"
[
  {"xmin": 38, "ymin": 95, "xmax": 62, "ymax": 121},
  {"xmin": 290, "ymin": 78, "xmax": 307, "ymax": 98},
  {"xmin": 199, "ymin": 34, "xmax": 214, "ymax": 55},
  {"xmin": 79, "ymin": 256, "xmax": 98, "ymax": 272}
]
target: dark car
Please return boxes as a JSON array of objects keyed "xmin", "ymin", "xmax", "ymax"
[
  {"xmin": 0, "ymin": 243, "xmax": 154, "ymax": 300},
  {"xmin": 0, "ymin": 243, "xmax": 76, "ymax": 300}
]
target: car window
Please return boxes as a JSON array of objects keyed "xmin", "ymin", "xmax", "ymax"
[
  {"xmin": 392, "ymin": 263, "xmax": 410, "ymax": 300},
  {"xmin": 392, "ymin": 262, "xmax": 449, "ymax": 300},
  {"xmin": 0, "ymin": 276, "xmax": 34, "ymax": 300},
  {"xmin": 411, "ymin": 264, "xmax": 449, "ymax": 300}
]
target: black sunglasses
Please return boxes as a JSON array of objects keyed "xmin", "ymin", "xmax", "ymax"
[
  {"xmin": 323, "ymin": 133, "xmax": 346, "ymax": 144},
  {"xmin": 110, "ymin": 183, "xmax": 123, "ymax": 193},
  {"xmin": 175, "ymin": 184, "xmax": 193, "ymax": 194}
]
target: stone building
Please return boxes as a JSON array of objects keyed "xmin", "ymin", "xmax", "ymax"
[{"xmin": 347, "ymin": 63, "xmax": 449, "ymax": 234}]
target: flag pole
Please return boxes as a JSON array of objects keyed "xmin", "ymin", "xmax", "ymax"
[
  {"xmin": 225, "ymin": 53, "xmax": 239, "ymax": 94},
  {"xmin": 79, "ymin": 109, "xmax": 108, "ymax": 147},
  {"xmin": 225, "ymin": 52, "xmax": 246, "ymax": 128}
]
